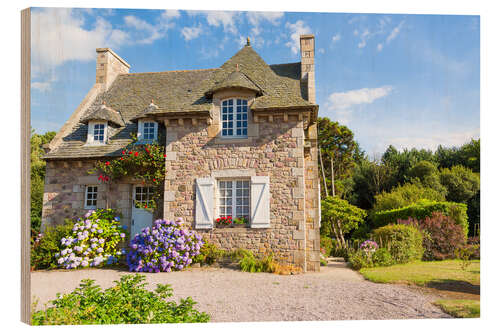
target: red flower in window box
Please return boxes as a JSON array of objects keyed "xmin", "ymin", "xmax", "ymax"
[
  {"xmin": 215, "ymin": 216, "xmax": 233, "ymax": 226},
  {"xmin": 105, "ymin": 161, "xmax": 110, "ymax": 166},
  {"xmin": 122, "ymin": 150, "xmax": 126, "ymax": 155},
  {"xmin": 134, "ymin": 152, "xmax": 139, "ymax": 157}
]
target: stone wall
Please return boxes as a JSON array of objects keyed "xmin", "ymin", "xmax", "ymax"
[
  {"xmin": 41, "ymin": 160, "xmax": 134, "ymax": 231},
  {"xmin": 162, "ymin": 112, "xmax": 320, "ymax": 271}
]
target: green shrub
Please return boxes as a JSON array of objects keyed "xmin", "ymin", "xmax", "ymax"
[
  {"xmin": 320, "ymin": 236, "xmax": 333, "ymax": 256},
  {"xmin": 193, "ymin": 242, "xmax": 225, "ymax": 265},
  {"xmin": 372, "ymin": 199, "xmax": 468, "ymax": 236},
  {"xmin": 235, "ymin": 250, "xmax": 275, "ymax": 273},
  {"xmin": 373, "ymin": 224, "xmax": 424, "ymax": 264},
  {"xmin": 31, "ymin": 220, "xmax": 74, "ymax": 270},
  {"xmin": 347, "ymin": 249, "xmax": 373, "ymax": 270},
  {"xmin": 372, "ymin": 182, "xmax": 446, "ymax": 213},
  {"xmin": 31, "ymin": 274, "xmax": 210, "ymax": 325},
  {"xmin": 320, "ymin": 258, "xmax": 328, "ymax": 266},
  {"xmin": 371, "ymin": 248, "xmax": 394, "ymax": 267}
]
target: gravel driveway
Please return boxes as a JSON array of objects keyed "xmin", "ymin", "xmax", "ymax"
[{"xmin": 31, "ymin": 260, "xmax": 450, "ymax": 322}]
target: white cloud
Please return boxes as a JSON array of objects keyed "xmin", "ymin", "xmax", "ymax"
[
  {"xmin": 370, "ymin": 127, "xmax": 480, "ymax": 154},
  {"xmin": 328, "ymin": 86, "xmax": 394, "ymax": 110},
  {"xmin": 31, "ymin": 8, "xmax": 129, "ymax": 87},
  {"xmin": 202, "ymin": 11, "xmax": 239, "ymax": 34},
  {"xmin": 124, "ymin": 15, "xmax": 165, "ymax": 44},
  {"xmin": 386, "ymin": 20, "xmax": 404, "ymax": 43},
  {"xmin": 377, "ymin": 43, "xmax": 383, "ymax": 51},
  {"xmin": 181, "ymin": 25, "xmax": 203, "ymax": 41},
  {"xmin": 326, "ymin": 86, "xmax": 393, "ymax": 123},
  {"xmin": 247, "ymin": 11, "xmax": 283, "ymax": 36},
  {"xmin": 318, "ymin": 48, "xmax": 325, "ymax": 54},
  {"xmin": 285, "ymin": 20, "xmax": 312, "ymax": 54},
  {"xmin": 358, "ymin": 40, "xmax": 367, "ymax": 49},
  {"xmin": 31, "ymin": 8, "xmax": 127, "ymax": 69},
  {"xmin": 162, "ymin": 9, "xmax": 180, "ymax": 19},
  {"xmin": 332, "ymin": 33, "xmax": 341, "ymax": 43}
]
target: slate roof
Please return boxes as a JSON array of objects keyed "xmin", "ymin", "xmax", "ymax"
[
  {"xmin": 80, "ymin": 103, "xmax": 125, "ymax": 127},
  {"xmin": 44, "ymin": 45, "xmax": 316, "ymax": 160},
  {"xmin": 206, "ymin": 70, "xmax": 262, "ymax": 96}
]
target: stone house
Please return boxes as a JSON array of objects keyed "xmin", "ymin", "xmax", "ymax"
[{"xmin": 42, "ymin": 35, "xmax": 321, "ymax": 271}]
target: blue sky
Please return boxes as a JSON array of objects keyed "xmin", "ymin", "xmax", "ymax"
[{"xmin": 30, "ymin": 7, "xmax": 479, "ymax": 156}]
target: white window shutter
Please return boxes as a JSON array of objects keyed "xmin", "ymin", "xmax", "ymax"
[
  {"xmin": 137, "ymin": 121, "xmax": 143, "ymax": 141},
  {"xmin": 87, "ymin": 122, "xmax": 94, "ymax": 144},
  {"xmin": 250, "ymin": 176, "xmax": 270, "ymax": 228},
  {"xmin": 195, "ymin": 177, "xmax": 215, "ymax": 229}
]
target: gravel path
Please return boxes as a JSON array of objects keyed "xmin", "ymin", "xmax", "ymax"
[{"xmin": 31, "ymin": 260, "xmax": 450, "ymax": 322}]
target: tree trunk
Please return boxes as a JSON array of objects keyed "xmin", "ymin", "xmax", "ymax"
[
  {"xmin": 330, "ymin": 156, "xmax": 335, "ymax": 197},
  {"xmin": 335, "ymin": 219, "xmax": 346, "ymax": 249},
  {"xmin": 318, "ymin": 146, "xmax": 329, "ymax": 197}
]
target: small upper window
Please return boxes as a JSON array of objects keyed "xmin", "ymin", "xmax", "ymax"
[
  {"xmin": 84, "ymin": 185, "xmax": 98, "ymax": 209},
  {"xmin": 87, "ymin": 121, "xmax": 108, "ymax": 145},
  {"xmin": 138, "ymin": 120, "xmax": 158, "ymax": 142},
  {"xmin": 221, "ymin": 99, "xmax": 248, "ymax": 137}
]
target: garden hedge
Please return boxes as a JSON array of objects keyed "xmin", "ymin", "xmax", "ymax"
[
  {"xmin": 372, "ymin": 199, "xmax": 468, "ymax": 237},
  {"xmin": 373, "ymin": 224, "xmax": 424, "ymax": 264}
]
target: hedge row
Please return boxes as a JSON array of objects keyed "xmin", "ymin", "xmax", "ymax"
[
  {"xmin": 372, "ymin": 199, "xmax": 468, "ymax": 237},
  {"xmin": 372, "ymin": 224, "xmax": 424, "ymax": 264}
]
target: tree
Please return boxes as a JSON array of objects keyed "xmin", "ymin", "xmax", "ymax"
[
  {"xmin": 350, "ymin": 159, "xmax": 396, "ymax": 209},
  {"xmin": 436, "ymin": 139, "xmax": 480, "ymax": 173},
  {"xmin": 31, "ymin": 130, "xmax": 56, "ymax": 233},
  {"xmin": 408, "ymin": 160, "xmax": 447, "ymax": 194},
  {"xmin": 440, "ymin": 165, "xmax": 480, "ymax": 204},
  {"xmin": 382, "ymin": 146, "xmax": 435, "ymax": 185},
  {"xmin": 320, "ymin": 196, "xmax": 366, "ymax": 249},
  {"xmin": 372, "ymin": 182, "xmax": 446, "ymax": 213},
  {"xmin": 317, "ymin": 117, "xmax": 361, "ymax": 197}
]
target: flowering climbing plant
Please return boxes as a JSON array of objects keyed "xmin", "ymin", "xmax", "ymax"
[
  {"xmin": 55, "ymin": 209, "xmax": 128, "ymax": 269},
  {"xmin": 89, "ymin": 139, "xmax": 166, "ymax": 212}
]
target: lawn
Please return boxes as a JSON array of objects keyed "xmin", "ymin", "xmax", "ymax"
[
  {"xmin": 359, "ymin": 260, "xmax": 480, "ymax": 286},
  {"xmin": 359, "ymin": 260, "xmax": 480, "ymax": 318},
  {"xmin": 434, "ymin": 299, "xmax": 480, "ymax": 318}
]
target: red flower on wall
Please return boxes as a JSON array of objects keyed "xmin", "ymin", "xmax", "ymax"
[
  {"xmin": 105, "ymin": 161, "xmax": 110, "ymax": 166},
  {"xmin": 134, "ymin": 152, "xmax": 139, "ymax": 157},
  {"xmin": 122, "ymin": 150, "xmax": 126, "ymax": 155}
]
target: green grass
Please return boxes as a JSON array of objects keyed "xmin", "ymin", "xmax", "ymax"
[
  {"xmin": 434, "ymin": 299, "xmax": 480, "ymax": 318},
  {"xmin": 359, "ymin": 260, "xmax": 480, "ymax": 286},
  {"xmin": 359, "ymin": 260, "xmax": 480, "ymax": 318}
]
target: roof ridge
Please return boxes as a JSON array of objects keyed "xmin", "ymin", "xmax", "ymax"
[
  {"xmin": 270, "ymin": 62, "xmax": 301, "ymax": 66},
  {"xmin": 122, "ymin": 68, "xmax": 218, "ymax": 76}
]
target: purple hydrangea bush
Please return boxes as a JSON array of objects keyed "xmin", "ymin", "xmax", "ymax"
[
  {"xmin": 126, "ymin": 218, "xmax": 204, "ymax": 273},
  {"xmin": 56, "ymin": 209, "xmax": 128, "ymax": 269}
]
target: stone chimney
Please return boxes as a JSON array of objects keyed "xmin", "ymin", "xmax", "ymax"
[
  {"xmin": 300, "ymin": 34, "xmax": 315, "ymax": 104},
  {"xmin": 96, "ymin": 48, "xmax": 130, "ymax": 91}
]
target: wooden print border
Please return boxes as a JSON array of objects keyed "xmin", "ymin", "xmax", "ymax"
[{"xmin": 21, "ymin": 7, "xmax": 31, "ymax": 325}]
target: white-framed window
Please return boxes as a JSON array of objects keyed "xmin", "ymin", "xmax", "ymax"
[
  {"xmin": 218, "ymin": 179, "xmax": 250, "ymax": 219},
  {"xmin": 221, "ymin": 99, "xmax": 248, "ymax": 137},
  {"xmin": 87, "ymin": 121, "xmax": 108, "ymax": 145},
  {"xmin": 133, "ymin": 186, "xmax": 154, "ymax": 208},
  {"xmin": 138, "ymin": 120, "xmax": 158, "ymax": 142},
  {"xmin": 84, "ymin": 185, "xmax": 98, "ymax": 209}
]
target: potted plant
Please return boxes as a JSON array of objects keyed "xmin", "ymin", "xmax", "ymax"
[
  {"xmin": 233, "ymin": 217, "xmax": 248, "ymax": 228},
  {"xmin": 215, "ymin": 216, "xmax": 232, "ymax": 228}
]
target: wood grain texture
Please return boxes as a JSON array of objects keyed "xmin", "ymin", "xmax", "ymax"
[{"xmin": 21, "ymin": 7, "xmax": 31, "ymax": 325}]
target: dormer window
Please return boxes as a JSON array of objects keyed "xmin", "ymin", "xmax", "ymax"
[
  {"xmin": 138, "ymin": 120, "xmax": 158, "ymax": 143},
  {"xmin": 87, "ymin": 121, "xmax": 108, "ymax": 145},
  {"xmin": 221, "ymin": 98, "xmax": 248, "ymax": 137}
]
